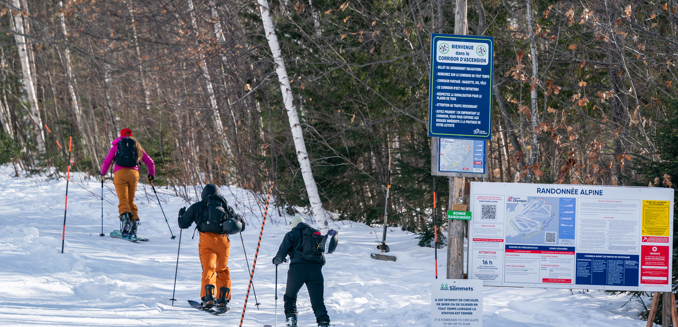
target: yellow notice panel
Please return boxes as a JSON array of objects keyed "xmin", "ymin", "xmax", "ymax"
[{"xmin": 642, "ymin": 200, "xmax": 671, "ymax": 237}]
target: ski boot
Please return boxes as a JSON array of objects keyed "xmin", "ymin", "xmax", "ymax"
[
  {"xmin": 129, "ymin": 219, "xmax": 139, "ymax": 239},
  {"xmin": 286, "ymin": 316, "xmax": 298, "ymax": 327},
  {"xmin": 318, "ymin": 323, "xmax": 330, "ymax": 327},
  {"xmin": 120, "ymin": 212, "xmax": 133, "ymax": 238},
  {"xmin": 203, "ymin": 285, "xmax": 216, "ymax": 308},
  {"xmin": 217, "ymin": 287, "xmax": 230, "ymax": 308}
]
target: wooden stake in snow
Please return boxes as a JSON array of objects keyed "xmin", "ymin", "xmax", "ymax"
[{"xmin": 256, "ymin": 0, "xmax": 328, "ymax": 233}]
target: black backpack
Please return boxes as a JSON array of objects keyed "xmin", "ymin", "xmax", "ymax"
[
  {"xmin": 300, "ymin": 227, "xmax": 325, "ymax": 264},
  {"xmin": 115, "ymin": 138, "xmax": 138, "ymax": 167},
  {"xmin": 197, "ymin": 195, "xmax": 233, "ymax": 234}
]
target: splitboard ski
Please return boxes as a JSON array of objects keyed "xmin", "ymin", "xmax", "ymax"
[
  {"xmin": 370, "ymin": 253, "xmax": 396, "ymax": 262},
  {"xmin": 188, "ymin": 300, "xmax": 229, "ymax": 315},
  {"xmin": 110, "ymin": 230, "xmax": 149, "ymax": 242}
]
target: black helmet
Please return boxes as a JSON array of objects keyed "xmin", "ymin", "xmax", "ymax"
[
  {"xmin": 319, "ymin": 230, "xmax": 339, "ymax": 254},
  {"xmin": 222, "ymin": 217, "xmax": 243, "ymax": 235}
]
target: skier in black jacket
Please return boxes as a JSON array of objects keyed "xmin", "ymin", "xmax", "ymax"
[
  {"xmin": 178, "ymin": 184, "xmax": 246, "ymax": 309},
  {"xmin": 272, "ymin": 210, "xmax": 330, "ymax": 327}
]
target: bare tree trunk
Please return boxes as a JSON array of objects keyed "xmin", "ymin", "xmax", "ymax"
[
  {"xmin": 0, "ymin": 97, "xmax": 11, "ymax": 138},
  {"xmin": 21, "ymin": 0, "xmax": 37, "ymax": 96},
  {"xmin": 526, "ymin": 0, "xmax": 539, "ymax": 172},
  {"xmin": 257, "ymin": 0, "xmax": 328, "ymax": 232},
  {"xmin": 492, "ymin": 72, "xmax": 526, "ymax": 174},
  {"xmin": 58, "ymin": 1, "xmax": 98, "ymax": 169},
  {"xmin": 308, "ymin": 0, "xmax": 322, "ymax": 38},
  {"xmin": 255, "ymin": 100, "xmax": 267, "ymax": 154},
  {"xmin": 0, "ymin": 47, "xmax": 14, "ymax": 140},
  {"xmin": 0, "ymin": 47, "xmax": 12, "ymax": 138},
  {"xmin": 187, "ymin": 0, "xmax": 233, "ymax": 160},
  {"xmin": 475, "ymin": 0, "xmax": 486, "ymax": 35},
  {"xmin": 605, "ymin": 1, "xmax": 628, "ymax": 186},
  {"xmin": 11, "ymin": 0, "xmax": 45, "ymax": 154},
  {"xmin": 103, "ymin": 64, "xmax": 118, "ymax": 140},
  {"xmin": 125, "ymin": 0, "xmax": 151, "ymax": 111},
  {"xmin": 437, "ymin": 0, "xmax": 443, "ymax": 33}
]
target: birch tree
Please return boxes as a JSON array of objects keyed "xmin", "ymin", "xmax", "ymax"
[
  {"xmin": 11, "ymin": 0, "xmax": 45, "ymax": 154},
  {"xmin": 257, "ymin": 0, "xmax": 328, "ymax": 232},
  {"xmin": 125, "ymin": 1, "xmax": 151, "ymax": 111},
  {"xmin": 186, "ymin": 0, "xmax": 233, "ymax": 160},
  {"xmin": 525, "ymin": 0, "xmax": 539, "ymax": 170},
  {"xmin": 58, "ymin": 0, "xmax": 98, "ymax": 168}
]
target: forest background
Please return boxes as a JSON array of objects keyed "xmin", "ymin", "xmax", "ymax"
[{"xmin": 0, "ymin": 0, "xmax": 677, "ymax": 280}]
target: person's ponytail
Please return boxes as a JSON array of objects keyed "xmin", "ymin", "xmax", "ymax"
[{"xmin": 129, "ymin": 137, "xmax": 144, "ymax": 162}]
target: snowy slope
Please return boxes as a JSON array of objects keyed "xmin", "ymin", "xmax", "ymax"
[{"xmin": 0, "ymin": 165, "xmax": 649, "ymax": 326}]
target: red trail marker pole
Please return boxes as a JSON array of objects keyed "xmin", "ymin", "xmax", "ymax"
[
  {"xmin": 61, "ymin": 126, "xmax": 73, "ymax": 254},
  {"xmin": 239, "ymin": 182, "xmax": 275, "ymax": 327}
]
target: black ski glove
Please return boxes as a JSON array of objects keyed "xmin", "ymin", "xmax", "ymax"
[
  {"xmin": 177, "ymin": 207, "xmax": 186, "ymax": 227},
  {"xmin": 272, "ymin": 257, "xmax": 286, "ymax": 266},
  {"xmin": 237, "ymin": 214, "xmax": 246, "ymax": 232},
  {"xmin": 147, "ymin": 175, "xmax": 155, "ymax": 182}
]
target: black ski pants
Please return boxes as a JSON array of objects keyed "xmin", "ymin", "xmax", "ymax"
[{"xmin": 283, "ymin": 263, "xmax": 330, "ymax": 323}]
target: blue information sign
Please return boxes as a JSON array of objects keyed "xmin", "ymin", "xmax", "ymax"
[
  {"xmin": 575, "ymin": 253, "xmax": 639, "ymax": 287},
  {"xmin": 428, "ymin": 34, "xmax": 494, "ymax": 139}
]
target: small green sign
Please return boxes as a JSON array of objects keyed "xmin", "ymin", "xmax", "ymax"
[{"xmin": 448, "ymin": 210, "xmax": 472, "ymax": 220}]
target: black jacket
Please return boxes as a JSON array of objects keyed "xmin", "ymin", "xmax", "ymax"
[
  {"xmin": 273, "ymin": 222, "xmax": 325, "ymax": 266},
  {"xmin": 178, "ymin": 184, "xmax": 245, "ymax": 233}
]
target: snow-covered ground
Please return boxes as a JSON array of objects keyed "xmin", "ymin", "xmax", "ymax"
[{"xmin": 0, "ymin": 165, "xmax": 650, "ymax": 326}]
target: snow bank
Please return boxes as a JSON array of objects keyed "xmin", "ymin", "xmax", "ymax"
[{"xmin": 0, "ymin": 165, "xmax": 650, "ymax": 326}]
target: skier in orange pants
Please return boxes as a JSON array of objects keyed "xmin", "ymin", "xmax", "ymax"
[
  {"xmin": 100, "ymin": 128, "xmax": 155, "ymax": 239},
  {"xmin": 178, "ymin": 184, "xmax": 246, "ymax": 309}
]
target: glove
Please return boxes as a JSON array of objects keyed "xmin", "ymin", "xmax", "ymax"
[
  {"xmin": 148, "ymin": 175, "xmax": 155, "ymax": 182},
  {"xmin": 100, "ymin": 174, "xmax": 105, "ymax": 183},
  {"xmin": 177, "ymin": 207, "xmax": 186, "ymax": 228},
  {"xmin": 272, "ymin": 257, "xmax": 286, "ymax": 266},
  {"xmin": 237, "ymin": 214, "xmax": 246, "ymax": 232}
]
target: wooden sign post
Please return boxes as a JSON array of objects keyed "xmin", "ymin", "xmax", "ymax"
[{"xmin": 645, "ymin": 292, "xmax": 678, "ymax": 327}]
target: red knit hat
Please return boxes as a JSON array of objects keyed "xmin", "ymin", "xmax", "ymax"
[{"xmin": 120, "ymin": 128, "xmax": 133, "ymax": 137}]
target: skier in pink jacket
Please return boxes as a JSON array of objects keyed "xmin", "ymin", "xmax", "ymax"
[{"xmin": 100, "ymin": 128, "xmax": 155, "ymax": 239}]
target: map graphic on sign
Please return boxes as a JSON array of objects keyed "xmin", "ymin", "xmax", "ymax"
[
  {"xmin": 438, "ymin": 138, "xmax": 485, "ymax": 174},
  {"xmin": 505, "ymin": 197, "xmax": 559, "ymax": 245}
]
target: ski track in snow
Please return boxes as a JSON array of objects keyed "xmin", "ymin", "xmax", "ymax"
[{"xmin": 0, "ymin": 165, "xmax": 648, "ymax": 326}]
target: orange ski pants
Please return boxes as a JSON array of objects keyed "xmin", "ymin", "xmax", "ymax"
[
  {"xmin": 113, "ymin": 168, "xmax": 140, "ymax": 220},
  {"xmin": 199, "ymin": 232, "xmax": 231, "ymax": 300}
]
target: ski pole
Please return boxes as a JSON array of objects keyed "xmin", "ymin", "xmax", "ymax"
[
  {"xmin": 149, "ymin": 180, "xmax": 176, "ymax": 239},
  {"xmin": 170, "ymin": 228, "xmax": 183, "ymax": 305},
  {"xmin": 239, "ymin": 182, "xmax": 274, "ymax": 327},
  {"xmin": 275, "ymin": 264, "xmax": 278, "ymax": 327},
  {"xmin": 239, "ymin": 232, "xmax": 261, "ymax": 309},
  {"xmin": 433, "ymin": 176, "xmax": 437, "ymax": 279},
  {"xmin": 100, "ymin": 176, "xmax": 105, "ymax": 237},
  {"xmin": 61, "ymin": 126, "xmax": 73, "ymax": 254}
]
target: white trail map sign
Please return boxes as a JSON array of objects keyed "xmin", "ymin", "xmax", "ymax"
[{"xmin": 468, "ymin": 182, "xmax": 674, "ymax": 292}]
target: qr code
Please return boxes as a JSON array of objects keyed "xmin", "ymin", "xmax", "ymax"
[
  {"xmin": 545, "ymin": 232, "xmax": 556, "ymax": 243},
  {"xmin": 481, "ymin": 205, "xmax": 496, "ymax": 220}
]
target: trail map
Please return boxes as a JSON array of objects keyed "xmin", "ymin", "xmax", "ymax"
[{"xmin": 438, "ymin": 138, "xmax": 484, "ymax": 174}]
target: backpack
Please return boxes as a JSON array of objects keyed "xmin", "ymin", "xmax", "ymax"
[
  {"xmin": 196, "ymin": 195, "xmax": 234, "ymax": 234},
  {"xmin": 115, "ymin": 138, "xmax": 138, "ymax": 167},
  {"xmin": 300, "ymin": 227, "xmax": 325, "ymax": 264}
]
